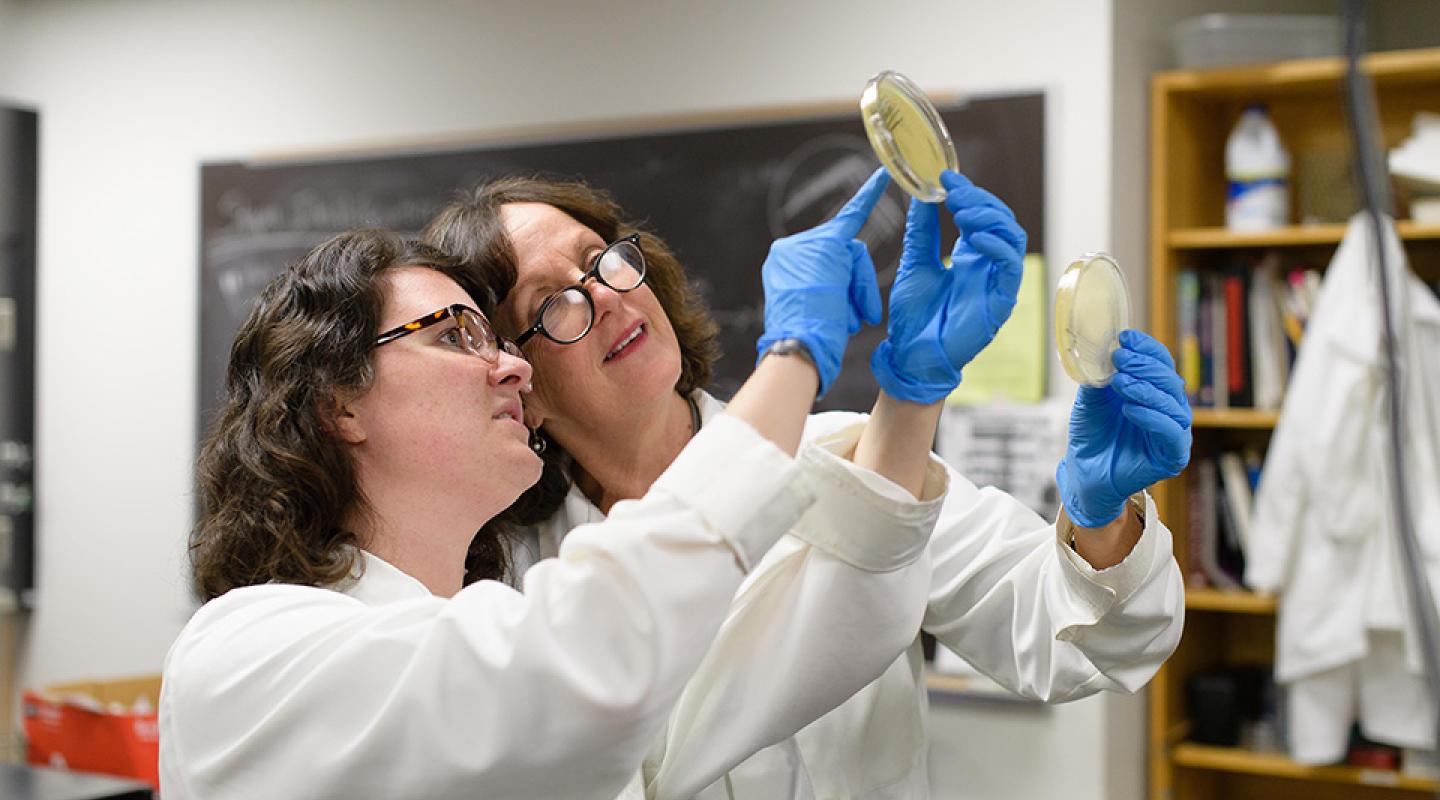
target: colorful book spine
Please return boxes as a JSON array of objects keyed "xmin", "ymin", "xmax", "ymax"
[
  {"xmin": 1176, "ymin": 270, "xmax": 1202, "ymax": 405},
  {"xmin": 1223, "ymin": 271, "xmax": 1252, "ymax": 407}
]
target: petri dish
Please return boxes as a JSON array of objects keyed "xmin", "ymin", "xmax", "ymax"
[
  {"xmin": 860, "ymin": 71, "xmax": 958, "ymax": 203},
  {"xmin": 1054, "ymin": 252, "xmax": 1131, "ymax": 387}
]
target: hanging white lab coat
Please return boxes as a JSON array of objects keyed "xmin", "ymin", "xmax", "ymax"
[
  {"xmin": 1247, "ymin": 214, "xmax": 1440, "ymax": 763},
  {"xmin": 160, "ymin": 413, "xmax": 943, "ymax": 800},
  {"xmin": 524, "ymin": 391, "xmax": 1186, "ymax": 799}
]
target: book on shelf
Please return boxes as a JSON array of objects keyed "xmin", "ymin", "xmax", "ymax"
[
  {"xmin": 1223, "ymin": 268, "xmax": 1252, "ymax": 409},
  {"xmin": 1214, "ymin": 476, "xmax": 1248, "ymax": 583},
  {"xmin": 1187, "ymin": 450, "xmax": 1262, "ymax": 591},
  {"xmin": 1208, "ymin": 272, "xmax": 1229, "ymax": 409},
  {"xmin": 1189, "ymin": 457, "xmax": 1241, "ymax": 590},
  {"xmin": 1217, "ymin": 451, "xmax": 1255, "ymax": 556},
  {"xmin": 1247, "ymin": 255, "xmax": 1290, "ymax": 410},
  {"xmin": 1177, "ymin": 269, "xmax": 1202, "ymax": 405}
]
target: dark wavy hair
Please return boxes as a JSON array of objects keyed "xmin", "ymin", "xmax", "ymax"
[
  {"xmin": 421, "ymin": 177, "xmax": 721, "ymax": 547},
  {"xmin": 191, "ymin": 229, "xmax": 511, "ymax": 601}
]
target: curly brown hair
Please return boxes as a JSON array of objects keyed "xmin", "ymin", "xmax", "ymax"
[
  {"xmin": 421, "ymin": 177, "xmax": 721, "ymax": 549},
  {"xmin": 191, "ymin": 229, "xmax": 511, "ymax": 601}
]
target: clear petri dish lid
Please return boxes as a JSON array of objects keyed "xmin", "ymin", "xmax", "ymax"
[
  {"xmin": 1054, "ymin": 252, "xmax": 1131, "ymax": 387},
  {"xmin": 860, "ymin": 71, "xmax": 959, "ymax": 203}
]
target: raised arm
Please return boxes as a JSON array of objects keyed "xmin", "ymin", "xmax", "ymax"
[
  {"xmin": 858, "ymin": 170, "xmax": 1027, "ymax": 496},
  {"xmin": 643, "ymin": 170, "xmax": 957, "ymax": 799},
  {"xmin": 924, "ymin": 332, "xmax": 1190, "ymax": 701}
]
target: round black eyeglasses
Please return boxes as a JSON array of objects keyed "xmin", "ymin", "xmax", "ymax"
[{"xmin": 513, "ymin": 234, "xmax": 647, "ymax": 347}]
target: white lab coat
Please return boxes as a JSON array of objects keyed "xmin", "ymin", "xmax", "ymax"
[
  {"xmin": 1247, "ymin": 214, "xmax": 1440, "ymax": 763},
  {"xmin": 158, "ymin": 413, "xmax": 942, "ymax": 800},
  {"xmin": 523, "ymin": 391, "xmax": 1186, "ymax": 799}
]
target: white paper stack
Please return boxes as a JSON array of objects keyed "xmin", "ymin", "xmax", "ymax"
[{"xmin": 1390, "ymin": 111, "xmax": 1440, "ymax": 223}]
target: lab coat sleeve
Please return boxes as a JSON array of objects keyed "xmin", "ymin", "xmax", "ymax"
[
  {"xmin": 922, "ymin": 467, "xmax": 1185, "ymax": 701},
  {"xmin": 159, "ymin": 414, "xmax": 813, "ymax": 800},
  {"xmin": 645, "ymin": 417, "xmax": 946, "ymax": 800}
]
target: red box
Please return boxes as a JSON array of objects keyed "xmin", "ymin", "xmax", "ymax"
[{"xmin": 22, "ymin": 675, "xmax": 161, "ymax": 788}]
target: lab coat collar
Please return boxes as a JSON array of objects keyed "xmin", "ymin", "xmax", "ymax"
[
  {"xmin": 555, "ymin": 389, "xmax": 722, "ymax": 535},
  {"xmin": 692, "ymin": 389, "xmax": 724, "ymax": 426},
  {"xmin": 1324, "ymin": 213, "xmax": 1440, "ymax": 358},
  {"xmin": 521, "ymin": 389, "xmax": 726, "ymax": 584},
  {"xmin": 332, "ymin": 549, "xmax": 435, "ymax": 606}
]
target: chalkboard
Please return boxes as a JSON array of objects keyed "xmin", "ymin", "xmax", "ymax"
[{"xmin": 200, "ymin": 92, "xmax": 1043, "ymax": 434}]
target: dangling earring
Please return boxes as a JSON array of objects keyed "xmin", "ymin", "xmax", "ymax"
[{"xmin": 528, "ymin": 426, "xmax": 548, "ymax": 455}]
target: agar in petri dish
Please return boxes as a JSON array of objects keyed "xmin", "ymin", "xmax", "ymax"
[
  {"xmin": 860, "ymin": 71, "xmax": 958, "ymax": 203},
  {"xmin": 1054, "ymin": 252, "xmax": 1131, "ymax": 387}
]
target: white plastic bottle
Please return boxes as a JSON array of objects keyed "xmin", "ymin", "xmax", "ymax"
[{"xmin": 1225, "ymin": 104, "xmax": 1290, "ymax": 231}]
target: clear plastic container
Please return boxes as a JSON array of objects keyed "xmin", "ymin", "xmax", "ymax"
[
  {"xmin": 1054, "ymin": 252, "xmax": 1130, "ymax": 388},
  {"xmin": 1172, "ymin": 14, "xmax": 1339, "ymax": 69},
  {"xmin": 860, "ymin": 71, "xmax": 958, "ymax": 202}
]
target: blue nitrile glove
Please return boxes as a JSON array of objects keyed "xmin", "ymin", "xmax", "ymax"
[
  {"xmin": 1056, "ymin": 330, "xmax": 1194, "ymax": 527},
  {"xmin": 756, "ymin": 167, "xmax": 889, "ymax": 398},
  {"xmin": 871, "ymin": 171, "xmax": 1027, "ymax": 403}
]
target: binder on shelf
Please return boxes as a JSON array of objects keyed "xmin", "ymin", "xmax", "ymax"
[
  {"xmin": 1248, "ymin": 256, "xmax": 1290, "ymax": 410},
  {"xmin": 1177, "ymin": 269, "xmax": 1203, "ymax": 405},
  {"xmin": 1217, "ymin": 451, "xmax": 1255, "ymax": 557},
  {"xmin": 1193, "ymin": 458, "xmax": 1241, "ymax": 590},
  {"xmin": 1207, "ymin": 273, "xmax": 1230, "ymax": 409},
  {"xmin": 1222, "ymin": 268, "xmax": 1253, "ymax": 409},
  {"xmin": 1214, "ymin": 476, "xmax": 1248, "ymax": 586},
  {"xmin": 1186, "ymin": 459, "xmax": 1212, "ymax": 589}
]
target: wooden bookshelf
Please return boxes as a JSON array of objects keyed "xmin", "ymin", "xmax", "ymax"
[
  {"xmin": 1155, "ymin": 48, "xmax": 1440, "ymax": 96},
  {"xmin": 1185, "ymin": 589, "xmax": 1277, "ymax": 615},
  {"xmin": 1191, "ymin": 408, "xmax": 1280, "ymax": 429},
  {"xmin": 1147, "ymin": 47, "xmax": 1440, "ymax": 800},
  {"xmin": 1173, "ymin": 744, "xmax": 1438, "ymax": 792},
  {"xmin": 1170, "ymin": 221, "xmax": 1440, "ymax": 249}
]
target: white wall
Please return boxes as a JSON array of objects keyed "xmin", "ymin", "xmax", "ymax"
[
  {"xmin": 0, "ymin": 0, "xmax": 13, "ymax": 83},
  {"xmin": 3, "ymin": 0, "xmax": 1130, "ymax": 796}
]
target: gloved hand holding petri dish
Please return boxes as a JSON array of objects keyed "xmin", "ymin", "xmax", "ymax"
[
  {"xmin": 860, "ymin": 71, "xmax": 958, "ymax": 202},
  {"xmin": 1054, "ymin": 252, "xmax": 1131, "ymax": 387}
]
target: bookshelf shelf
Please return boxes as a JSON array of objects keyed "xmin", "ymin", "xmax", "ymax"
[
  {"xmin": 1148, "ymin": 47, "xmax": 1440, "ymax": 800},
  {"xmin": 1172, "ymin": 744, "xmax": 1437, "ymax": 792},
  {"xmin": 1170, "ymin": 225, "xmax": 1345, "ymax": 249},
  {"xmin": 1185, "ymin": 588, "xmax": 1276, "ymax": 614},
  {"xmin": 1154, "ymin": 48, "xmax": 1440, "ymax": 96},
  {"xmin": 1191, "ymin": 408, "xmax": 1280, "ymax": 429},
  {"xmin": 1170, "ymin": 222, "xmax": 1440, "ymax": 249}
]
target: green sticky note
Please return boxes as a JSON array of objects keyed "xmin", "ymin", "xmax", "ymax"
[{"xmin": 947, "ymin": 253, "xmax": 1047, "ymax": 405}]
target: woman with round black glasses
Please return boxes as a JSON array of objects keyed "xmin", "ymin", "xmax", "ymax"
[
  {"xmin": 160, "ymin": 203, "xmax": 936, "ymax": 799},
  {"xmin": 423, "ymin": 169, "xmax": 1189, "ymax": 799}
]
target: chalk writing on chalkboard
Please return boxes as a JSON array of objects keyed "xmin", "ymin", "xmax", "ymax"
[{"xmin": 199, "ymin": 93, "xmax": 1043, "ymax": 439}]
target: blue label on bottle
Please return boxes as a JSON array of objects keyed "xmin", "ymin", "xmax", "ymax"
[{"xmin": 1227, "ymin": 177, "xmax": 1285, "ymax": 200}]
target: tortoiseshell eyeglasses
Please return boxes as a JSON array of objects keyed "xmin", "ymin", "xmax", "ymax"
[{"xmin": 374, "ymin": 303, "xmax": 525, "ymax": 362}]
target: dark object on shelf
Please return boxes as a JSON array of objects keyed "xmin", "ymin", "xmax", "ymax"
[{"xmin": 1187, "ymin": 670, "xmax": 1242, "ymax": 746}]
